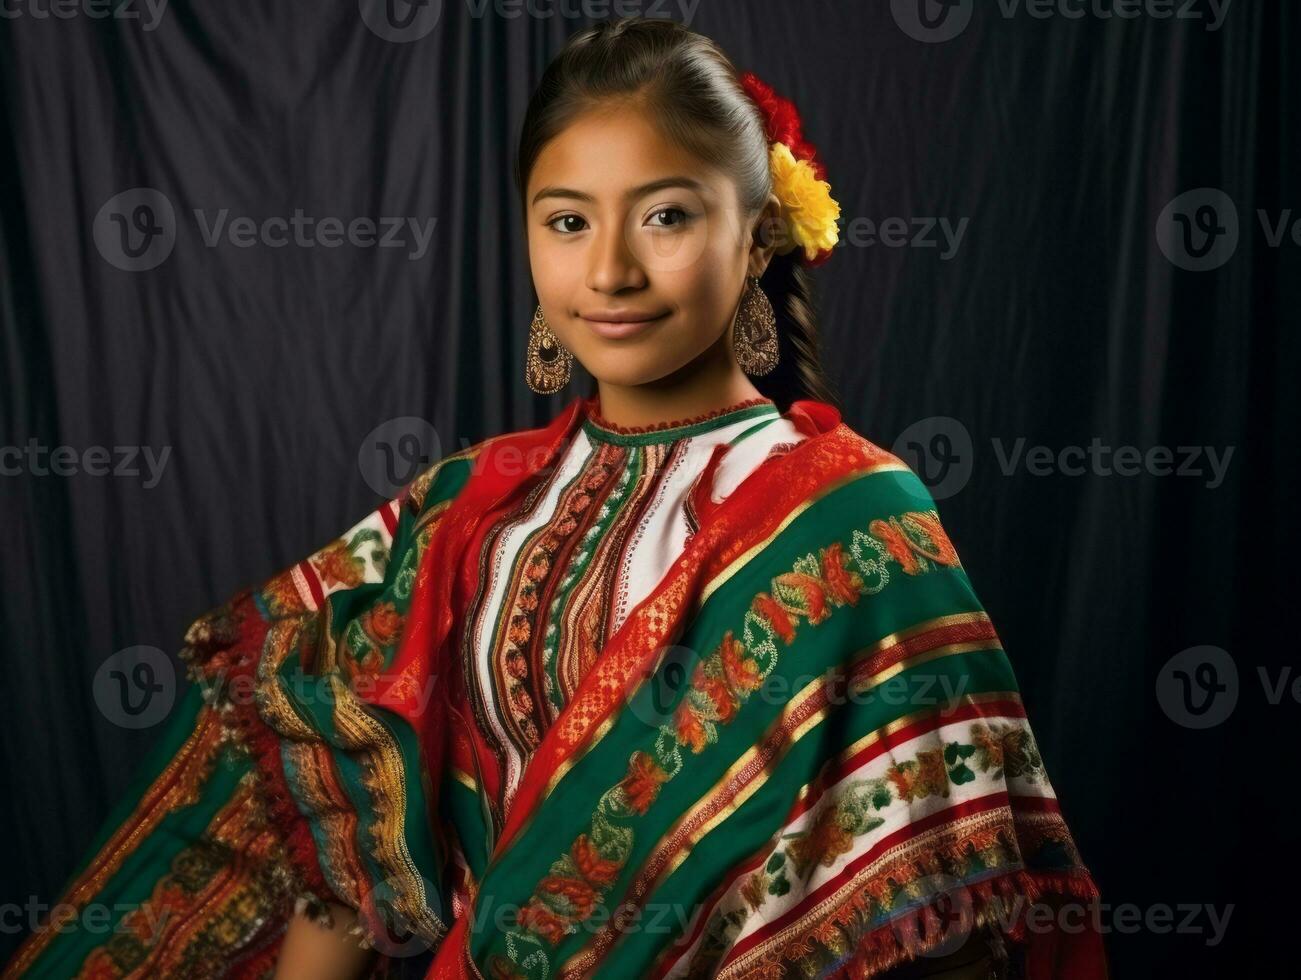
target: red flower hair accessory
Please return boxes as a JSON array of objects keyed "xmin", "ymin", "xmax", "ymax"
[{"xmin": 739, "ymin": 71, "xmax": 841, "ymax": 267}]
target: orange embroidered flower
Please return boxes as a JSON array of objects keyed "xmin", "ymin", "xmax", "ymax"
[
  {"xmin": 621, "ymin": 750, "xmax": 670, "ymax": 813},
  {"xmin": 507, "ymin": 614, "xmax": 532, "ymax": 647},
  {"xmin": 364, "ymin": 601, "xmax": 403, "ymax": 646},
  {"xmin": 774, "ymin": 571, "xmax": 830, "ymax": 624},
  {"xmin": 572, "ymin": 833, "xmax": 622, "ymax": 886},
  {"xmin": 904, "ymin": 512, "xmax": 960, "ymax": 566},
  {"xmin": 819, "ymin": 542, "xmax": 863, "ymax": 605},
  {"xmin": 525, "ymin": 553, "xmax": 550, "ymax": 582},
  {"xmin": 740, "ymin": 870, "xmax": 767, "ymax": 910},
  {"xmin": 869, "ymin": 518, "xmax": 922, "ymax": 575},
  {"xmin": 698, "ymin": 673, "xmax": 739, "ymax": 723},
  {"xmin": 537, "ymin": 874, "xmax": 598, "ymax": 920},
  {"xmin": 80, "ymin": 951, "xmax": 119, "ymax": 980},
  {"xmin": 517, "ymin": 901, "xmax": 571, "ymax": 944},
  {"xmin": 262, "ymin": 572, "xmax": 304, "ymax": 616},
  {"xmin": 313, "ymin": 541, "xmax": 364, "ymax": 588},
  {"xmin": 674, "ymin": 701, "xmax": 709, "ymax": 753},
  {"xmin": 719, "ymin": 631, "xmax": 762, "ymax": 695},
  {"xmin": 752, "ymin": 593, "xmax": 797, "ymax": 644},
  {"xmin": 788, "ymin": 806, "xmax": 855, "ymax": 878},
  {"xmin": 916, "ymin": 749, "xmax": 950, "ymax": 799},
  {"xmin": 346, "ymin": 645, "xmax": 383, "ymax": 681},
  {"xmin": 971, "ymin": 725, "xmax": 1003, "ymax": 769},
  {"xmin": 887, "ymin": 761, "xmax": 918, "ymax": 801}
]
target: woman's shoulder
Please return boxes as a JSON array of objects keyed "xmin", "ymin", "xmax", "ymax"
[
  {"xmin": 400, "ymin": 405, "xmax": 581, "ymax": 515},
  {"xmin": 401, "ymin": 433, "xmax": 494, "ymax": 514},
  {"xmin": 747, "ymin": 407, "xmax": 969, "ymax": 569},
  {"xmin": 786, "ymin": 405, "xmax": 940, "ymax": 514}
]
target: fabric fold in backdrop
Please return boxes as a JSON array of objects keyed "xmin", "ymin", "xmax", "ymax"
[{"xmin": 2, "ymin": 396, "xmax": 1106, "ymax": 979}]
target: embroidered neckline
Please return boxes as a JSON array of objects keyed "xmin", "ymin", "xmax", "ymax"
[{"xmin": 582, "ymin": 396, "xmax": 779, "ymax": 446}]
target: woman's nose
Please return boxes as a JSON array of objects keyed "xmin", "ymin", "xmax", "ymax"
[{"xmin": 585, "ymin": 219, "xmax": 647, "ymax": 294}]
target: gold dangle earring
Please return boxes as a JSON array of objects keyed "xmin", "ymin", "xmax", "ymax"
[
  {"xmin": 732, "ymin": 275, "xmax": 779, "ymax": 376},
  {"xmin": 524, "ymin": 304, "xmax": 573, "ymax": 394}
]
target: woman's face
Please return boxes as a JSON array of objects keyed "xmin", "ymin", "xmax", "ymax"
[{"xmin": 525, "ymin": 102, "xmax": 778, "ymax": 389}]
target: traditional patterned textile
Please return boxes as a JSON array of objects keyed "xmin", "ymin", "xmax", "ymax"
[{"xmin": 3, "ymin": 395, "xmax": 1106, "ymax": 980}]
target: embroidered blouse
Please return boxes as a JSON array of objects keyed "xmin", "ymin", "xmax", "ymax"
[{"xmin": 444, "ymin": 396, "xmax": 806, "ymax": 856}]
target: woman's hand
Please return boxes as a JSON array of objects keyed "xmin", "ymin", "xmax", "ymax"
[{"xmin": 273, "ymin": 901, "xmax": 376, "ymax": 980}]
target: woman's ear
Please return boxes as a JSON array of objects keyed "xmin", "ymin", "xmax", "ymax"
[{"xmin": 746, "ymin": 192, "xmax": 784, "ymax": 278}]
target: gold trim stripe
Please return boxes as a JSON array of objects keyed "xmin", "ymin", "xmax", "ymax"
[
  {"xmin": 697, "ymin": 461, "xmax": 910, "ymax": 608},
  {"xmin": 568, "ymin": 612, "xmax": 1001, "ymax": 974}
]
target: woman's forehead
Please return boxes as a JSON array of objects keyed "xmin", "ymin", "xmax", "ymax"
[{"xmin": 528, "ymin": 110, "xmax": 729, "ymax": 202}]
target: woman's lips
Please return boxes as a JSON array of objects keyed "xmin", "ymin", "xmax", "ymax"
[{"xmin": 579, "ymin": 312, "xmax": 669, "ymax": 339}]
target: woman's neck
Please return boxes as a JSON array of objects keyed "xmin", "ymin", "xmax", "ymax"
[{"xmin": 592, "ymin": 336, "xmax": 767, "ymax": 429}]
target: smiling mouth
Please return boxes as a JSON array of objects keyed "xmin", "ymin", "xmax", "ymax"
[
  {"xmin": 579, "ymin": 311, "xmax": 669, "ymax": 338},
  {"xmin": 581, "ymin": 310, "xmax": 667, "ymax": 323}
]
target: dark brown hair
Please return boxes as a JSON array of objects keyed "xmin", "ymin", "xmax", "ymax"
[{"xmin": 514, "ymin": 16, "xmax": 839, "ymax": 411}]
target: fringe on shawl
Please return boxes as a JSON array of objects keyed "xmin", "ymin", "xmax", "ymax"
[{"xmin": 820, "ymin": 868, "xmax": 1104, "ymax": 980}]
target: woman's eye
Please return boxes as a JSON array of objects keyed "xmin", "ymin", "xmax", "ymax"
[
  {"xmin": 548, "ymin": 215, "xmax": 587, "ymax": 234},
  {"xmin": 647, "ymin": 207, "xmax": 690, "ymax": 228}
]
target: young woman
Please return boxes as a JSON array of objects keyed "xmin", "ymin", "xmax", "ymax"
[{"xmin": 4, "ymin": 18, "xmax": 1106, "ymax": 980}]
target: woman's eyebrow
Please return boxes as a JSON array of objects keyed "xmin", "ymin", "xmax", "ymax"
[{"xmin": 530, "ymin": 176, "xmax": 708, "ymax": 207}]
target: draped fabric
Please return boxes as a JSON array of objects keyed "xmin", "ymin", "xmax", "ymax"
[
  {"xmin": 448, "ymin": 398, "xmax": 806, "ymax": 844},
  {"xmin": 3, "ymin": 397, "xmax": 1106, "ymax": 978}
]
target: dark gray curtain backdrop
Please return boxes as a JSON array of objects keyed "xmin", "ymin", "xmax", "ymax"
[{"xmin": 2, "ymin": 1, "xmax": 1292, "ymax": 975}]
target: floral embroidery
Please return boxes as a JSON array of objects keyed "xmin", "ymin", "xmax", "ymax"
[
  {"xmin": 340, "ymin": 600, "xmax": 405, "ymax": 683},
  {"xmin": 620, "ymin": 750, "xmax": 670, "ymax": 814},
  {"xmin": 971, "ymin": 721, "xmax": 1045, "ymax": 781},
  {"xmin": 752, "ymin": 722, "xmax": 1047, "ymax": 904},
  {"xmin": 311, "ymin": 526, "xmax": 386, "ymax": 589},
  {"xmin": 506, "ymin": 510, "xmax": 961, "ymax": 959},
  {"xmin": 364, "ymin": 601, "xmax": 404, "ymax": 646}
]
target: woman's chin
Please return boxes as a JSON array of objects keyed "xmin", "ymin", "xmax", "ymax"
[{"xmin": 579, "ymin": 355, "xmax": 680, "ymax": 390}]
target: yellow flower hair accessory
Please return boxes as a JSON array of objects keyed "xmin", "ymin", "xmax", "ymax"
[
  {"xmin": 740, "ymin": 71, "xmax": 841, "ymax": 267},
  {"xmin": 768, "ymin": 141, "xmax": 841, "ymax": 264}
]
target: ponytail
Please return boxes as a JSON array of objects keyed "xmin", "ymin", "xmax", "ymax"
[{"xmin": 757, "ymin": 251, "xmax": 840, "ymax": 411}]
